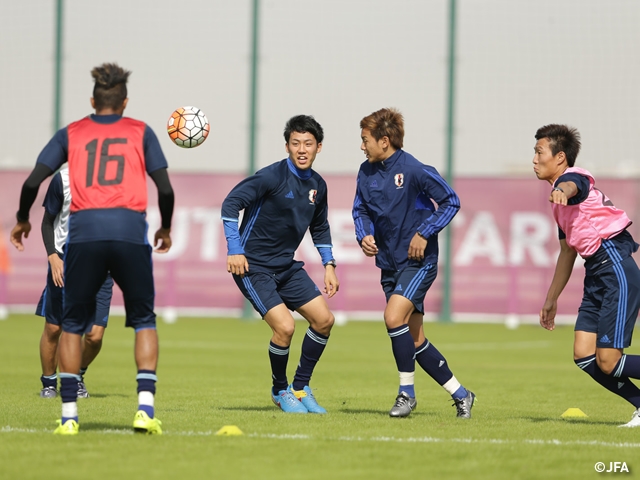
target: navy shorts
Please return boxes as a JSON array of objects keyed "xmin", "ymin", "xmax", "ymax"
[
  {"xmin": 63, "ymin": 241, "xmax": 156, "ymax": 334},
  {"xmin": 381, "ymin": 263, "xmax": 438, "ymax": 314},
  {"xmin": 35, "ymin": 261, "xmax": 113, "ymax": 333},
  {"xmin": 233, "ymin": 261, "xmax": 321, "ymax": 317},
  {"xmin": 576, "ymin": 255, "xmax": 640, "ymax": 349}
]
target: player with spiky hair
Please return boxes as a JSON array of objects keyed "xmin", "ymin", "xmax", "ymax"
[
  {"xmin": 36, "ymin": 165, "xmax": 113, "ymax": 400},
  {"xmin": 10, "ymin": 62, "xmax": 174, "ymax": 435},
  {"xmin": 534, "ymin": 123, "xmax": 640, "ymax": 428},
  {"xmin": 353, "ymin": 107, "xmax": 475, "ymax": 419},
  {"xmin": 221, "ymin": 114, "xmax": 339, "ymax": 414}
]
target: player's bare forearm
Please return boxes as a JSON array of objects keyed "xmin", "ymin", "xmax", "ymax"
[
  {"xmin": 546, "ymin": 241, "xmax": 576, "ymax": 302},
  {"xmin": 153, "ymin": 228, "xmax": 172, "ymax": 253},
  {"xmin": 323, "ymin": 266, "xmax": 340, "ymax": 298},
  {"xmin": 10, "ymin": 221, "xmax": 31, "ymax": 251},
  {"xmin": 227, "ymin": 254, "xmax": 249, "ymax": 277},
  {"xmin": 48, "ymin": 253, "xmax": 64, "ymax": 287},
  {"xmin": 360, "ymin": 235, "xmax": 378, "ymax": 257},
  {"xmin": 540, "ymin": 241, "xmax": 576, "ymax": 330}
]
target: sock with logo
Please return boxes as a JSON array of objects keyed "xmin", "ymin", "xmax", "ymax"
[
  {"xmin": 388, "ymin": 325, "xmax": 415, "ymax": 397},
  {"xmin": 575, "ymin": 355, "xmax": 640, "ymax": 408},
  {"xmin": 415, "ymin": 339, "xmax": 468, "ymax": 400},
  {"xmin": 415, "ymin": 339, "xmax": 455, "ymax": 385},
  {"xmin": 269, "ymin": 341, "xmax": 289, "ymax": 395},
  {"xmin": 292, "ymin": 328, "xmax": 328, "ymax": 391},
  {"xmin": 611, "ymin": 354, "xmax": 640, "ymax": 380}
]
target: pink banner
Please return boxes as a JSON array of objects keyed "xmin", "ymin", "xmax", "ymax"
[{"xmin": 2, "ymin": 171, "xmax": 639, "ymax": 318}]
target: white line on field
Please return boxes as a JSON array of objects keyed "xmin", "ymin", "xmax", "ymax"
[{"xmin": 2, "ymin": 425, "xmax": 639, "ymax": 448}]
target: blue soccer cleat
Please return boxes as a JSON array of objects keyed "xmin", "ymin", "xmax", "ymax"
[
  {"xmin": 271, "ymin": 388, "xmax": 308, "ymax": 414},
  {"xmin": 289, "ymin": 385, "xmax": 327, "ymax": 414}
]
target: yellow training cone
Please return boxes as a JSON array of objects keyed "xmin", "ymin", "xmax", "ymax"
[
  {"xmin": 215, "ymin": 425, "xmax": 244, "ymax": 436},
  {"xmin": 561, "ymin": 408, "xmax": 588, "ymax": 418}
]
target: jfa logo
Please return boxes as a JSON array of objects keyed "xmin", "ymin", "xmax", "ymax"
[
  {"xmin": 394, "ymin": 173, "xmax": 404, "ymax": 188},
  {"xmin": 308, "ymin": 189, "xmax": 317, "ymax": 204},
  {"xmin": 595, "ymin": 461, "xmax": 629, "ymax": 473}
]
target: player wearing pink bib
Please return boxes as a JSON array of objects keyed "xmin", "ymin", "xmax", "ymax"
[
  {"xmin": 550, "ymin": 166, "xmax": 631, "ymax": 257},
  {"xmin": 533, "ymin": 124, "xmax": 640, "ymax": 428}
]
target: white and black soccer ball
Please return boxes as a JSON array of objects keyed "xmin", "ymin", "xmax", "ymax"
[{"xmin": 167, "ymin": 106, "xmax": 210, "ymax": 148}]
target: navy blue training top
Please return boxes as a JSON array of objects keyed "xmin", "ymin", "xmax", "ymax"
[
  {"xmin": 353, "ymin": 149, "xmax": 460, "ymax": 271},
  {"xmin": 221, "ymin": 158, "xmax": 334, "ymax": 272},
  {"xmin": 35, "ymin": 114, "xmax": 168, "ymax": 244},
  {"xmin": 43, "ymin": 173, "xmax": 64, "ymax": 217}
]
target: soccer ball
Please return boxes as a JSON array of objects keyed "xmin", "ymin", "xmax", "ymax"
[{"xmin": 167, "ymin": 106, "xmax": 210, "ymax": 148}]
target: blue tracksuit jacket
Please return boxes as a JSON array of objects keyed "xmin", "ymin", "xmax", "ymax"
[
  {"xmin": 352, "ymin": 149, "xmax": 460, "ymax": 271},
  {"xmin": 221, "ymin": 158, "xmax": 333, "ymax": 272}
]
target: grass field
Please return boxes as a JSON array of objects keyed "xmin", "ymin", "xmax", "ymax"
[{"xmin": 1, "ymin": 314, "xmax": 639, "ymax": 480}]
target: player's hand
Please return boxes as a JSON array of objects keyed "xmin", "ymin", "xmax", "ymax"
[
  {"xmin": 10, "ymin": 221, "xmax": 31, "ymax": 251},
  {"xmin": 227, "ymin": 254, "xmax": 249, "ymax": 277},
  {"xmin": 539, "ymin": 298, "xmax": 557, "ymax": 331},
  {"xmin": 408, "ymin": 232, "xmax": 427, "ymax": 261},
  {"xmin": 323, "ymin": 265, "xmax": 340, "ymax": 298},
  {"xmin": 549, "ymin": 189, "xmax": 568, "ymax": 206},
  {"xmin": 361, "ymin": 235, "xmax": 378, "ymax": 257},
  {"xmin": 48, "ymin": 254, "xmax": 64, "ymax": 287},
  {"xmin": 153, "ymin": 228, "xmax": 172, "ymax": 253}
]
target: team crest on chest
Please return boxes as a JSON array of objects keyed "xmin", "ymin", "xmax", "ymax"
[
  {"xmin": 394, "ymin": 173, "xmax": 404, "ymax": 189},
  {"xmin": 308, "ymin": 189, "xmax": 317, "ymax": 204}
]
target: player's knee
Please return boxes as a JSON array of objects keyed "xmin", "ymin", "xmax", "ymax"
[
  {"xmin": 383, "ymin": 312, "xmax": 404, "ymax": 329},
  {"xmin": 312, "ymin": 312, "xmax": 334, "ymax": 335},
  {"xmin": 84, "ymin": 335, "xmax": 103, "ymax": 349},
  {"xmin": 595, "ymin": 356, "xmax": 617, "ymax": 375},
  {"xmin": 44, "ymin": 323, "xmax": 62, "ymax": 341},
  {"xmin": 275, "ymin": 323, "xmax": 296, "ymax": 342},
  {"xmin": 84, "ymin": 326, "xmax": 105, "ymax": 344}
]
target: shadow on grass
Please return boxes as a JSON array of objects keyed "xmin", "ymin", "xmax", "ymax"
[
  {"xmin": 522, "ymin": 416, "xmax": 621, "ymax": 426},
  {"xmin": 82, "ymin": 393, "xmax": 129, "ymax": 399},
  {"xmin": 80, "ymin": 422, "xmax": 134, "ymax": 431},
  {"xmin": 338, "ymin": 408, "xmax": 437, "ymax": 417},
  {"xmin": 33, "ymin": 393, "xmax": 130, "ymax": 399},
  {"xmin": 219, "ymin": 406, "xmax": 280, "ymax": 412}
]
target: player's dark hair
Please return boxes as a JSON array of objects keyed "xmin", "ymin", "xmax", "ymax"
[
  {"xmin": 360, "ymin": 108, "xmax": 404, "ymax": 149},
  {"xmin": 535, "ymin": 124, "xmax": 581, "ymax": 167},
  {"xmin": 284, "ymin": 115, "xmax": 324, "ymax": 144},
  {"xmin": 91, "ymin": 63, "xmax": 131, "ymax": 111}
]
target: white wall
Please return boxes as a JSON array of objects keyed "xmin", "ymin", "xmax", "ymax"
[{"xmin": 1, "ymin": 0, "xmax": 638, "ymax": 177}]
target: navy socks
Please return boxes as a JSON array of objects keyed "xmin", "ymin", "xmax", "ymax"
[
  {"xmin": 269, "ymin": 342, "xmax": 290, "ymax": 394},
  {"xmin": 576, "ymin": 355, "xmax": 640, "ymax": 408},
  {"xmin": 388, "ymin": 325, "xmax": 416, "ymax": 397},
  {"xmin": 293, "ymin": 328, "xmax": 328, "ymax": 391}
]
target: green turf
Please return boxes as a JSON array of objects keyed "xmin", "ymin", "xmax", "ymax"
[{"xmin": 1, "ymin": 314, "xmax": 638, "ymax": 479}]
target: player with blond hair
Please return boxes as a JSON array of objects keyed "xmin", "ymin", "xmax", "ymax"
[{"xmin": 353, "ymin": 108, "xmax": 475, "ymax": 418}]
